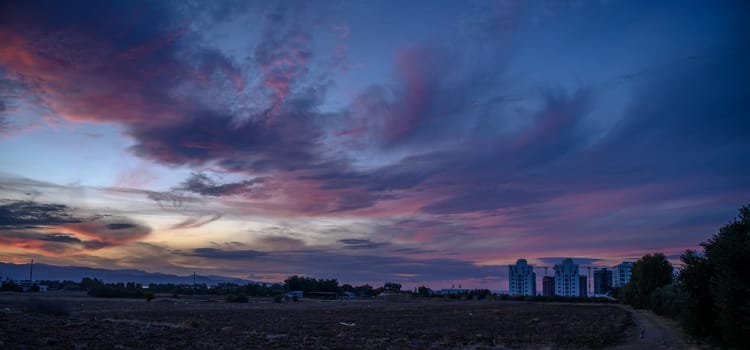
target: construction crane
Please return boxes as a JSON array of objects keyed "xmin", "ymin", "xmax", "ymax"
[{"xmin": 534, "ymin": 265, "xmax": 552, "ymax": 277}]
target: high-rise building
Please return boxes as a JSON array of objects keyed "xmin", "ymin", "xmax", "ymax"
[
  {"xmin": 612, "ymin": 262, "xmax": 633, "ymax": 287},
  {"xmin": 594, "ymin": 268, "xmax": 613, "ymax": 295},
  {"xmin": 508, "ymin": 259, "xmax": 536, "ymax": 296},
  {"xmin": 542, "ymin": 276, "xmax": 555, "ymax": 297},
  {"xmin": 554, "ymin": 258, "xmax": 580, "ymax": 297},
  {"xmin": 579, "ymin": 275, "xmax": 588, "ymax": 297}
]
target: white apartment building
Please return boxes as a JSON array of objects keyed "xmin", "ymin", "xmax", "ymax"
[
  {"xmin": 612, "ymin": 262, "xmax": 633, "ymax": 287},
  {"xmin": 554, "ymin": 258, "xmax": 580, "ymax": 297},
  {"xmin": 508, "ymin": 259, "xmax": 536, "ymax": 296}
]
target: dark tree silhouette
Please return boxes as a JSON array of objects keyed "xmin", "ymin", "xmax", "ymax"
[
  {"xmin": 622, "ymin": 253, "xmax": 673, "ymax": 308},
  {"xmin": 680, "ymin": 204, "xmax": 750, "ymax": 348}
]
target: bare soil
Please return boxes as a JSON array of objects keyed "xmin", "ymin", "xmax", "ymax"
[
  {"xmin": 0, "ymin": 292, "xmax": 633, "ymax": 349},
  {"xmin": 612, "ymin": 305, "xmax": 713, "ymax": 350}
]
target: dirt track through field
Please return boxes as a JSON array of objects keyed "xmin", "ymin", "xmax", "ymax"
[{"xmin": 613, "ymin": 305, "xmax": 700, "ymax": 350}]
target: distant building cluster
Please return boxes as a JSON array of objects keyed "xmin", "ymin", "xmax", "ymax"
[{"xmin": 508, "ymin": 258, "xmax": 633, "ymax": 297}]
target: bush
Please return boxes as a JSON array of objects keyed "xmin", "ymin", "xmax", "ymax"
[
  {"xmin": 226, "ymin": 293, "xmax": 249, "ymax": 303},
  {"xmin": 0, "ymin": 280, "xmax": 22, "ymax": 292},
  {"xmin": 273, "ymin": 295, "xmax": 283, "ymax": 303},
  {"xmin": 649, "ymin": 284, "xmax": 683, "ymax": 317},
  {"xmin": 292, "ymin": 295, "xmax": 298, "ymax": 302},
  {"xmin": 145, "ymin": 291, "xmax": 155, "ymax": 302}
]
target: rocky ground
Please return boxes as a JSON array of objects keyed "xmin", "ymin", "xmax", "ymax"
[{"xmin": 0, "ymin": 293, "xmax": 633, "ymax": 349}]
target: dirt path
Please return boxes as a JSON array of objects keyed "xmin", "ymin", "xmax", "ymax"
[{"xmin": 613, "ymin": 306, "xmax": 703, "ymax": 349}]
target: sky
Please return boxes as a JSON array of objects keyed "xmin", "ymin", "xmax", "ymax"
[{"xmin": 0, "ymin": 0, "xmax": 749, "ymax": 290}]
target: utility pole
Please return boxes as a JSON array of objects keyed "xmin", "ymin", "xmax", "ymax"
[
  {"xmin": 587, "ymin": 267, "xmax": 592, "ymax": 296},
  {"xmin": 533, "ymin": 266, "xmax": 551, "ymax": 276},
  {"xmin": 193, "ymin": 272, "xmax": 197, "ymax": 294},
  {"xmin": 29, "ymin": 259, "xmax": 34, "ymax": 282}
]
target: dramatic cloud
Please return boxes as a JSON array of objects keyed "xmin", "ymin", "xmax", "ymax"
[
  {"xmin": 0, "ymin": 200, "xmax": 80, "ymax": 227},
  {"xmin": 178, "ymin": 247, "xmax": 267, "ymax": 260},
  {"xmin": 175, "ymin": 172, "xmax": 266, "ymax": 198},
  {"xmin": 1, "ymin": 1, "xmax": 748, "ymax": 287},
  {"xmin": 0, "ymin": 200, "xmax": 151, "ymax": 255},
  {"xmin": 0, "ymin": 231, "xmax": 84, "ymax": 255}
]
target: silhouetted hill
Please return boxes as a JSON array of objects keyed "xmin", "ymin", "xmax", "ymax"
[{"xmin": 0, "ymin": 262, "xmax": 254, "ymax": 285}]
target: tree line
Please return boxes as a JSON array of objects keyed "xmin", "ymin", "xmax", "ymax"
[{"xmin": 620, "ymin": 204, "xmax": 749, "ymax": 349}]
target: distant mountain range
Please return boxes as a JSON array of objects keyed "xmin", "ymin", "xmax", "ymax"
[{"xmin": 0, "ymin": 262, "xmax": 256, "ymax": 285}]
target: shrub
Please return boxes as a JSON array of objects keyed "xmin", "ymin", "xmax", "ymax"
[
  {"xmin": 292, "ymin": 295, "xmax": 298, "ymax": 302},
  {"xmin": 226, "ymin": 293, "xmax": 249, "ymax": 303},
  {"xmin": 145, "ymin": 291, "xmax": 155, "ymax": 302},
  {"xmin": 649, "ymin": 284, "xmax": 683, "ymax": 317},
  {"xmin": 273, "ymin": 295, "xmax": 283, "ymax": 303},
  {"xmin": 0, "ymin": 280, "xmax": 22, "ymax": 292}
]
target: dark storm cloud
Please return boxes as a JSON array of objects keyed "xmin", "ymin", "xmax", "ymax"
[
  {"xmin": 0, "ymin": 200, "xmax": 80, "ymax": 227},
  {"xmin": 0, "ymin": 0, "xmax": 328, "ymax": 174},
  {"xmin": 0, "ymin": 200, "xmax": 151, "ymax": 253},
  {"xmin": 41, "ymin": 233, "xmax": 82, "ymax": 244},
  {"xmin": 0, "ymin": 231, "xmax": 82, "ymax": 255},
  {"xmin": 123, "ymin": 3, "xmax": 330, "ymax": 173},
  {"xmin": 0, "ymin": 228, "xmax": 130, "ymax": 255},
  {"xmin": 64, "ymin": 218, "xmax": 151, "ymax": 245},
  {"xmin": 107, "ymin": 223, "xmax": 136, "ymax": 230},
  {"xmin": 0, "ymin": 231, "xmax": 81, "ymax": 244},
  {"xmin": 176, "ymin": 172, "xmax": 260, "ymax": 197},
  {"xmin": 127, "ymin": 106, "xmax": 322, "ymax": 171},
  {"xmin": 178, "ymin": 248, "xmax": 267, "ymax": 260}
]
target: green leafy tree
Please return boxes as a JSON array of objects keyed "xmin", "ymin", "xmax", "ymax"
[
  {"xmin": 625, "ymin": 253, "xmax": 673, "ymax": 308},
  {"xmin": 80, "ymin": 277, "xmax": 103, "ymax": 290},
  {"xmin": 354, "ymin": 284, "xmax": 373, "ymax": 297},
  {"xmin": 284, "ymin": 275, "xmax": 339, "ymax": 293},
  {"xmin": 383, "ymin": 282, "xmax": 401, "ymax": 293},
  {"xmin": 678, "ymin": 249, "xmax": 716, "ymax": 338},
  {"xmin": 677, "ymin": 204, "xmax": 750, "ymax": 348},
  {"xmin": 0, "ymin": 279, "xmax": 22, "ymax": 292},
  {"xmin": 417, "ymin": 285, "xmax": 432, "ymax": 297}
]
